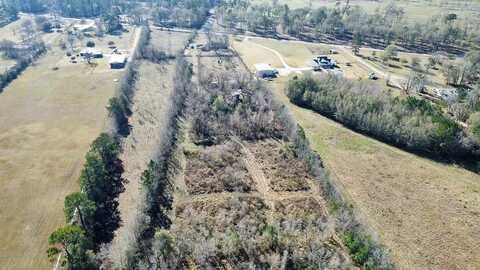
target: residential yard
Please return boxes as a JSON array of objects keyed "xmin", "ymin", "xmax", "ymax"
[
  {"xmin": 232, "ymin": 36, "xmax": 399, "ymax": 94},
  {"xmin": 0, "ymin": 28, "xmax": 136, "ymax": 270},
  {"xmin": 358, "ymin": 48, "xmax": 448, "ymax": 87},
  {"xmin": 235, "ymin": 37, "xmax": 480, "ymax": 269}
]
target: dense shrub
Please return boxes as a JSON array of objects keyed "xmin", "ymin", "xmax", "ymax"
[{"xmin": 190, "ymin": 70, "xmax": 291, "ymax": 144}]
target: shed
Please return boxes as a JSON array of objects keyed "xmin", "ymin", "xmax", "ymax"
[
  {"xmin": 109, "ymin": 54, "xmax": 127, "ymax": 69},
  {"xmin": 254, "ymin": 63, "xmax": 278, "ymax": 78},
  {"xmin": 73, "ymin": 22, "xmax": 96, "ymax": 32},
  {"xmin": 80, "ymin": 48, "xmax": 103, "ymax": 58}
]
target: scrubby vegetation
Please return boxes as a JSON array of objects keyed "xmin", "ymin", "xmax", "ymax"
[
  {"xmin": 127, "ymin": 44, "xmax": 395, "ymax": 269},
  {"xmin": 247, "ymin": 140, "xmax": 311, "ymax": 192},
  {"xmin": 184, "ymin": 142, "xmax": 256, "ymax": 194},
  {"xmin": 190, "ymin": 69, "xmax": 291, "ymax": 145},
  {"xmin": 286, "ymin": 74, "xmax": 480, "ymax": 166}
]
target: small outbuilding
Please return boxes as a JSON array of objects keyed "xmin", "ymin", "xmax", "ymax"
[
  {"xmin": 73, "ymin": 22, "xmax": 96, "ymax": 33},
  {"xmin": 109, "ymin": 54, "xmax": 127, "ymax": 69},
  {"xmin": 80, "ymin": 48, "xmax": 103, "ymax": 58},
  {"xmin": 254, "ymin": 63, "xmax": 278, "ymax": 78}
]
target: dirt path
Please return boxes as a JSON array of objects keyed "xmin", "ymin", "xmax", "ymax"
[{"xmin": 244, "ymin": 37, "xmax": 312, "ymax": 76}]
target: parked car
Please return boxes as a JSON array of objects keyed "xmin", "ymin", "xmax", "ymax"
[{"xmin": 368, "ymin": 72, "xmax": 378, "ymax": 80}]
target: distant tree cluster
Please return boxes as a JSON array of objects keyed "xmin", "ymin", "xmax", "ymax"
[
  {"xmin": 0, "ymin": 1, "xmax": 18, "ymax": 26},
  {"xmin": 217, "ymin": 0, "xmax": 480, "ymax": 52},
  {"xmin": 286, "ymin": 74, "xmax": 480, "ymax": 164},
  {"xmin": 151, "ymin": 0, "xmax": 215, "ymax": 28}
]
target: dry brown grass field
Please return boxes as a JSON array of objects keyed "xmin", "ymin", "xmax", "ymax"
[
  {"xmin": 0, "ymin": 28, "xmax": 136, "ymax": 270},
  {"xmin": 233, "ymin": 40, "xmax": 480, "ymax": 269}
]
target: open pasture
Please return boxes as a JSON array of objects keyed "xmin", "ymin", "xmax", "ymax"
[{"xmin": 0, "ymin": 28, "xmax": 136, "ymax": 270}]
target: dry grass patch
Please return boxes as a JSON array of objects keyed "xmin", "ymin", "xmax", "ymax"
[
  {"xmin": 273, "ymin": 196, "xmax": 325, "ymax": 220},
  {"xmin": 247, "ymin": 140, "xmax": 311, "ymax": 192},
  {"xmin": 184, "ymin": 142, "xmax": 257, "ymax": 195},
  {"xmin": 150, "ymin": 29, "xmax": 191, "ymax": 55}
]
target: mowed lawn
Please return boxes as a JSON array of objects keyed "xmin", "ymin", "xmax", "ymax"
[
  {"xmin": 234, "ymin": 43, "xmax": 480, "ymax": 269},
  {"xmin": 0, "ymin": 35, "xmax": 132, "ymax": 269}
]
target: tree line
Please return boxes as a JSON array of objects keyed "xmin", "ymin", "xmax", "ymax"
[
  {"xmin": 151, "ymin": 0, "xmax": 216, "ymax": 28},
  {"xmin": 286, "ymin": 74, "xmax": 480, "ymax": 168},
  {"xmin": 47, "ymin": 133, "xmax": 126, "ymax": 269},
  {"xmin": 100, "ymin": 55, "xmax": 194, "ymax": 269},
  {"xmin": 46, "ymin": 25, "xmax": 151, "ymax": 270},
  {"xmin": 1, "ymin": 0, "xmax": 133, "ymax": 17},
  {"xmin": 0, "ymin": 40, "xmax": 46, "ymax": 93},
  {"xmin": 217, "ymin": 0, "xmax": 479, "ymax": 53}
]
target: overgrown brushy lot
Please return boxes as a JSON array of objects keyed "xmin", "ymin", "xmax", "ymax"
[
  {"xmin": 184, "ymin": 142, "xmax": 256, "ymax": 195},
  {"xmin": 246, "ymin": 140, "xmax": 311, "ymax": 192},
  {"xmin": 133, "ymin": 38, "xmax": 391, "ymax": 270}
]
